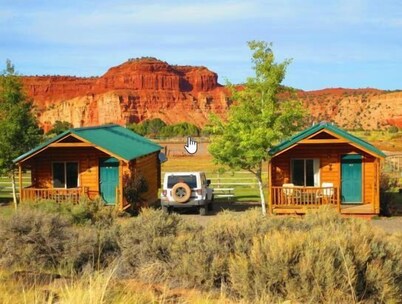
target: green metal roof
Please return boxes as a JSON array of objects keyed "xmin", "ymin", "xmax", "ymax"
[
  {"xmin": 269, "ymin": 122, "xmax": 386, "ymax": 158},
  {"xmin": 14, "ymin": 124, "xmax": 162, "ymax": 163}
]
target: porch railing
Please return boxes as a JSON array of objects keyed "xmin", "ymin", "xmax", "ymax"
[
  {"xmin": 21, "ymin": 187, "xmax": 89, "ymax": 203},
  {"xmin": 271, "ymin": 186, "xmax": 340, "ymax": 211}
]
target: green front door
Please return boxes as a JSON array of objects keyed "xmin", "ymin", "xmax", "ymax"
[
  {"xmin": 99, "ymin": 158, "xmax": 119, "ymax": 205},
  {"xmin": 341, "ymin": 154, "xmax": 362, "ymax": 204}
]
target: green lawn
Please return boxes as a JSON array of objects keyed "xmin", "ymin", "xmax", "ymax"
[
  {"xmin": 162, "ymin": 156, "xmax": 266, "ymax": 202},
  {"xmin": 0, "ymin": 199, "xmax": 15, "ymax": 218},
  {"xmin": 0, "ymin": 173, "xmax": 31, "ymax": 199}
]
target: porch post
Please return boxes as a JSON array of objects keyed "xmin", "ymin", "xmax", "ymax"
[
  {"xmin": 119, "ymin": 160, "xmax": 124, "ymax": 210},
  {"xmin": 268, "ymin": 159, "xmax": 273, "ymax": 215},
  {"xmin": 18, "ymin": 163, "xmax": 22, "ymax": 202},
  {"xmin": 337, "ymin": 186, "xmax": 341, "ymax": 213},
  {"xmin": 374, "ymin": 158, "xmax": 380, "ymax": 214}
]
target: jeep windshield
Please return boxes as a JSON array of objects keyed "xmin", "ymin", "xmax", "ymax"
[{"xmin": 167, "ymin": 175, "xmax": 197, "ymax": 188}]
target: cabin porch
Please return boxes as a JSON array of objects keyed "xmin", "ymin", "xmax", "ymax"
[
  {"xmin": 20, "ymin": 186, "xmax": 90, "ymax": 204},
  {"xmin": 270, "ymin": 185, "xmax": 376, "ymax": 215}
]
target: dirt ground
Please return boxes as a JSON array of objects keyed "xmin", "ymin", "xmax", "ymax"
[
  {"xmin": 2, "ymin": 199, "xmax": 401, "ymax": 234},
  {"xmin": 370, "ymin": 216, "xmax": 402, "ymax": 234},
  {"xmin": 172, "ymin": 201, "xmax": 402, "ymax": 234}
]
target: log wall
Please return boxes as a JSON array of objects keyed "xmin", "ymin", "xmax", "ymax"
[
  {"xmin": 270, "ymin": 144, "xmax": 379, "ymax": 207},
  {"xmin": 24, "ymin": 147, "xmax": 161, "ymax": 208},
  {"xmin": 129, "ymin": 153, "xmax": 160, "ymax": 205},
  {"xmin": 26, "ymin": 147, "xmax": 110, "ymax": 200}
]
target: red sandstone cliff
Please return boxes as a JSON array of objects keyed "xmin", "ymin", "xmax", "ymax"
[
  {"xmin": 21, "ymin": 58, "xmax": 402, "ymax": 132},
  {"xmin": 22, "ymin": 58, "xmax": 230, "ymax": 132}
]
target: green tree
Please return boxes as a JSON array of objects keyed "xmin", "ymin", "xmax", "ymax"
[
  {"xmin": 160, "ymin": 122, "xmax": 200, "ymax": 138},
  {"xmin": 46, "ymin": 120, "xmax": 73, "ymax": 138},
  {"xmin": 128, "ymin": 118, "xmax": 167, "ymax": 137},
  {"xmin": 208, "ymin": 41, "xmax": 306, "ymax": 215},
  {"xmin": 387, "ymin": 125, "xmax": 399, "ymax": 134},
  {"xmin": 0, "ymin": 60, "xmax": 43, "ymax": 208}
]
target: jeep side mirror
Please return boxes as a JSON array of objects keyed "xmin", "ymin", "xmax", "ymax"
[{"xmin": 206, "ymin": 179, "xmax": 211, "ymax": 186}]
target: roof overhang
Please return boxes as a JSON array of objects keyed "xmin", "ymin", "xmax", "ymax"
[
  {"xmin": 270, "ymin": 126, "xmax": 386, "ymax": 159},
  {"xmin": 14, "ymin": 132, "xmax": 129, "ymax": 164}
]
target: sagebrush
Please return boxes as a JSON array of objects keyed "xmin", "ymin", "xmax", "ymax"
[{"xmin": 1, "ymin": 204, "xmax": 401, "ymax": 303}]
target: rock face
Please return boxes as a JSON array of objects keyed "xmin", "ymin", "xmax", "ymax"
[
  {"xmin": 294, "ymin": 88, "xmax": 402, "ymax": 130},
  {"xmin": 22, "ymin": 58, "xmax": 229, "ymax": 132},
  {"xmin": 21, "ymin": 58, "xmax": 402, "ymax": 132}
]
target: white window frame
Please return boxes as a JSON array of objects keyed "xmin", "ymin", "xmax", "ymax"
[
  {"xmin": 52, "ymin": 161, "xmax": 80, "ymax": 189},
  {"xmin": 290, "ymin": 158, "xmax": 320, "ymax": 187}
]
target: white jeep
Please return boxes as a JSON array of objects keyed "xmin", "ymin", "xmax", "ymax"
[{"xmin": 161, "ymin": 172, "xmax": 214, "ymax": 215}]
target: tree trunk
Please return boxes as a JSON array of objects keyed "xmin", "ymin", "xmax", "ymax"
[
  {"xmin": 256, "ymin": 174, "xmax": 267, "ymax": 215},
  {"xmin": 11, "ymin": 172, "xmax": 18, "ymax": 209},
  {"xmin": 249, "ymin": 164, "xmax": 267, "ymax": 216}
]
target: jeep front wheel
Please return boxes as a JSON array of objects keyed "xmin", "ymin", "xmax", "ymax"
[{"xmin": 171, "ymin": 182, "xmax": 191, "ymax": 203}]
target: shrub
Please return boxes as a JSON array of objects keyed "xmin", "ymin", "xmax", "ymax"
[
  {"xmin": 167, "ymin": 209, "xmax": 275, "ymax": 289},
  {"xmin": 128, "ymin": 119, "xmax": 200, "ymax": 138},
  {"xmin": 123, "ymin": 174, "xmax": 148, "ymax": 210},
  {"xmin": 120, "ymin": 208, "xmax": 402, "ymax": 303},
  {"xmin": 128, "ymin": 118, "xmax": 167, "ymax": 137},
  {"xmin": 0, "ymin": 201, "xmax": 121, "ymax": 273},
  {"xmin": 46, "ymin": 120, "xmax": 73, "ymax": 137},
  {"xmin": 118, "ymin": 208, "xmax": 199, "ymax": 281},
  {"xmin": 0, "ymin": 209, "xmax": 72, "ymax": 270},
  {"xmin": 20, "ymin": 198, "xmax": 119, "ymax": 227},
  {"xmin": 388, "ymin": 125, "xmax": 399, "ymax": 133},
  {"xmin": 64, "ymin": 225, "xmax": 120, "ymax": 273},
  {"xmin": 160, "ymin": 122, "xmax": 200, "ymax": 138},
  {"xmin": 70, "ymin": 198, "xmax": 119, "ymax": 227},
  {"xmin": 2, "ymin": 205, "xmax": 401, "ymax": 302},
  {"xmin": 228, "ymin": 215, "xmax": 402, "ymax": 303},
  {"xmin": 380, "ymin": 172, "xmax": 398, "ymax": 216}
]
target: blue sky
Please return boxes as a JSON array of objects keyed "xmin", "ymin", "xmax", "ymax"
[{"xmin": 1, "ymin": 0, "xmax": 401, "ymax": 90}]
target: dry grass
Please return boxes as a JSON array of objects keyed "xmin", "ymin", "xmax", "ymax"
[
  {"xmin": 1, "ymin": 205, "xmax": 401, "ymax": 303},
  {"xmin": 118, "ymin": 207, "xmax": 402, "ymax": 303},
  {"xmin": 352, "ymin": 130, "xmax": 402, "ymax": 152},
  {"xmin": 0, "ymin": 268, "xmax": 234, "ymax": 304}
]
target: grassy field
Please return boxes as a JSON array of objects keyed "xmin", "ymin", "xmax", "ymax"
[
  {"xmin": 0, "ymin": 174, "xmax": 31, "ymax": 199},
  {"xmin": 352, "ymin": 130, "xmax": 402, "ymax": 152},
  {"xmin": 161, "ymin": 155, "xmax": 267, "ymax": 202}
]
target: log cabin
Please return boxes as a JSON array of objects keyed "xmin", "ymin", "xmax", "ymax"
[
  {"xmin": 14, "ymin": 124, "xmax": 162, "ymax": 210},
  {"xmin": 268, "ymin": 122, "xmax": 386, "ymax": 215}
]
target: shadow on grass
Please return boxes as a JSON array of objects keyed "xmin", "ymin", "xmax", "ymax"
[
  {"xmin": 212, "ymin": 201, "xmax": 261, "ymax": 213},
  {"xmin": 0, "ymin": 199, "xmax": 15, "ymax": 218},
  {"xmin": 380, "ymin": 191, "xmax": 402, "ymax": 216},
  {"xmin": 175, "ymin": 196, "xmax": 261, "ymax": 216},
  {"xmin": 0, "ymin": 197, "xmax": 12, "ymax": 206}
]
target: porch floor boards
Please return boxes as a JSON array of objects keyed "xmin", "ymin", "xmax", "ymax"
[
  {"xmin": 340, "ymin": 204, "xmax": 375, "ymax": 214},
  {"xmin": 272, "ymin": 203, "xmax": 375, "ymax": 215}
]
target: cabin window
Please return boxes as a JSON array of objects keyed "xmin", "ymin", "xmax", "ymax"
[
  {"xmin": 52, "ymin": 162, "xmax": 79, "ymax": 188},
  {"xmin": 291, "ymin": 159, "xmax": 320, "ymax": 186}
]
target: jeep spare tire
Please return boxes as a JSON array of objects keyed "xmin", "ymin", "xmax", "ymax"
[{"xmin": 172, "ymin": 182, "xmax": 191, "ymax": 203}]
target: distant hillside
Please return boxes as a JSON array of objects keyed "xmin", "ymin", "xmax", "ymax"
[
  {"xmin": 21, "ymin": 58, "xmax": 402, "ymax": 131},
  {"xmin": 294, "ymin": 88, "xmax": 402, "ymax": 130}
]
